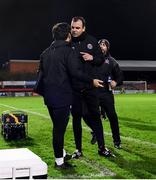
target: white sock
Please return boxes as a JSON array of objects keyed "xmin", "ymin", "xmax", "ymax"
[
  {"xmin": 63, "ymin": 149, "xmax": 66, "ymax": 157},
  {"xmin": 55, "ymin": 157, "xmax": 64, "ymax": 166}
]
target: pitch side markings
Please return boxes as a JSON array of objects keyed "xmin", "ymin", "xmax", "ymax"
[
  {"xmin": 0, "ymin": 103, "xmax": 49, "ymax": 119},
  {"xmin": 0, "ymin": 103, "xmax": 115, "ymax": 177},
  {"xmin": 0, "ymin": 103, "xmax": 156, "ymax": 149},
  {"xmin": 79, "ymin": 159, "xmax": 116, "ymax": 177}
]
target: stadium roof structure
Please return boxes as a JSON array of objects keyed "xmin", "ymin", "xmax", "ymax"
[{"xmin": 117, "ymin": 60, "xmax": 156, "ymax": 71}]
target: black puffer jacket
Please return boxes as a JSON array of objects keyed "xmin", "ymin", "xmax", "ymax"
[
  {"xmin": 39, "ymin": 40, "xmax": 92, "ymax": 108},
  {"xmin": 71, "ymin": 32, "xmax": 103, "ymax": 91}
]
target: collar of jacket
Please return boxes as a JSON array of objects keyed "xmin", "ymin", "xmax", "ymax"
[
  {"xmin": 104, "ymin": 52, "xmax": 111, "ymax": 58},
  {"xmin": 72, "ymin": 32, "xmax": 87, "ymax": 42},
  {"xmin": 50, "ymin": 40, "xmax": 70, "ymax": 49}
]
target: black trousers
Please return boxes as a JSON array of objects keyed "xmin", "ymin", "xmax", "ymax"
[
  {"xmin": 71, "ymin": 89, "xmax": 105, "ymax": 152},
  {"xmin": 47, "ymin": 106, "xmax": 70, "ymax": 158},
  {"xmin": 99, "ymin": 91, "xmax": 121, "ymax": 144}
]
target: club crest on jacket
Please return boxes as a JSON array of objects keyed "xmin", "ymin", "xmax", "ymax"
[{"xmin": 87, "ymin": 43, "xmax": 93, "ymax": 49}]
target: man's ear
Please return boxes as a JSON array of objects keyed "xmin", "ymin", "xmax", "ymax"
[
  {"xmin": 83, "ymin": 26, "xmax": 86, "ymax": 32},
  {"xmin": 66, "ymin": 33, "xmax": 71, "ymax": 42}
]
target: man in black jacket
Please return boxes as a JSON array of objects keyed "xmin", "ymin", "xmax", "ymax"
[
  {"xmin": 36, "ymin": 22, "xmax": 104, "ymax": 169},
  {"xmin": 91, "ymin": 39, "xmax": 123, "ymax": 149},
  {"xmin": 70, "ymin": 16, "xmax": 113, "ymax": 158}
]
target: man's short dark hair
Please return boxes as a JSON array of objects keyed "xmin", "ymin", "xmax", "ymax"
[
  {"xmin": 71, "ymin": 16, "xmax": 86, "ymax": 27},
  {"xmin": 52, "ymin": 22, "xmax": 71, "ymax": 40}
]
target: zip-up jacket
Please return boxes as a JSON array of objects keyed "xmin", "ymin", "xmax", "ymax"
[{"xmin": 71, "ymin": 32, "xmax": 103, "ymax": 91}]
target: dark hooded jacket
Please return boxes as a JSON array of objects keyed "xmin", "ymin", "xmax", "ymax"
[{"xmin": 37, "ymin": 40, "xmax": 92, "ymax": 108}]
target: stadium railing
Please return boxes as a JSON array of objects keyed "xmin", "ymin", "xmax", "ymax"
[
  {"xmin": 0, "ymin": 81, "xmax": 36, "ymax": 97},
  {"xmin": 0, "ymin": 80, "xmax": 156, "ymax": 96}
]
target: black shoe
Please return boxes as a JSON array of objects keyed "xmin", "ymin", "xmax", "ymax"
[
  {"xmin": 72, "ymin": 150, "xmax": 83, "ymax": 159},
  {"xmin": 64, "ymin": 153, "xmax": 72, "ymax": 161},
  {"xmin": 114, "ymin": 142, "xmax": 122, "ymax": 149},
  {"xmin": 91, "ymin": 132, "xmax": 97, "ymax": 144},
  {"xmin": 98, "ymin": 148, "xmax": 115, "ymax": 157},
  {"xmin": 55, "ymin": 162, "xmax": 74, "ymax": 169}
]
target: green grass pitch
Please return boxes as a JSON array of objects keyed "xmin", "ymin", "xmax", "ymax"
[{"xmin": 0, "ymin": 94, "xmax": 156, "ymax": 179}]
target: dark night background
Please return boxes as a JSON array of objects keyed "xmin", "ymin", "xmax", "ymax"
[{"xmin": 0, "ymin": 0, "xmax": 156, "ymax": 65}]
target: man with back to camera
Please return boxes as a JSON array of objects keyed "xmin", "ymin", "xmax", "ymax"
[
  {"xmin": 91, "ymin": 39, "xmax": 123, "ymax": 149},
  {"xmin": 35, "ymin": 22, "xmax": 104, "ymax": 169},
  {"xmin": 70, "ymin": 16, "xmax": 113, "ymax": 158}
]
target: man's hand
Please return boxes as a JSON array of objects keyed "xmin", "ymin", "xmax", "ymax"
[
  {"xmin": 93, "ymin": 79, "xmax": 104, "ymax": 88},
  {"xmin": 80, "ymin": 52, "xmax": 93, "ymax": 61},
  {"xmin": 110, "ymin": 80, "xmax": 117, "ymax": 89}
]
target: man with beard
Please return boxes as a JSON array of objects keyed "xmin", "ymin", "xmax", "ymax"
[{"xmin": 91, "ymin": 39, "xmax": 123, "ymax": 149}]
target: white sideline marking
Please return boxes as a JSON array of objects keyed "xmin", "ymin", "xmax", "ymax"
[
  {"xmin": 0, "ymin": 103, "xmax": 156, "ymax": 149},
  {"xmin": 0, "ymin": 103, "xmax": 115, "ymax": 177},
  {"xmin": 0, "ymin": 103, "xmax": 49, "ymax": 119},
  {"xmin": 82, "ymin": 127, "xmax": 156, "ymax": 148},
  {"xmin": 80, "ymin": 159, "xmax": 115, "ymax": 177}
]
